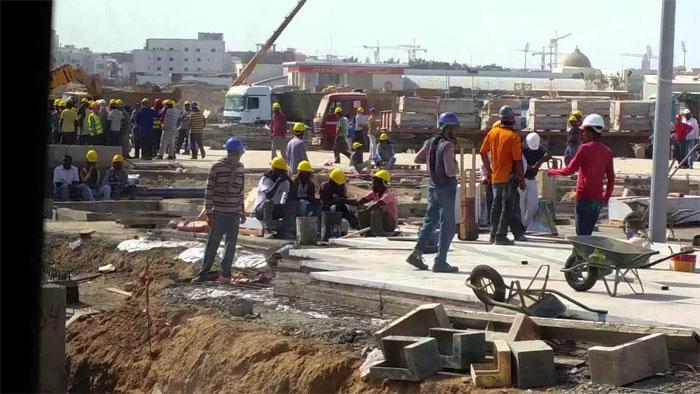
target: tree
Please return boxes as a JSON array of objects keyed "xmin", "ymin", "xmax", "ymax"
[
  {"xmin": 585, "ymin": 71, "xmax": 609, "ymax": 90},
  {"xmin": 341, "ymin": 56, "xmax": 358, "ymax": 63},
  {"xmin": 609, "ymin": 73, "xmax": 624, "ymax": 90}
]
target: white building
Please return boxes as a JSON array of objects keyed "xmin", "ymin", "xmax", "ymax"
[
  {"xmin": 643, "ymin": 74, "xmax": 700, "ymax": 99},
  {"xmin": 53, "ymin": 45, "xmax": 98, "ymax": 72},
  {"xmin": 132, "ymin": 32, "xmax": 226, "ymax": 75}
]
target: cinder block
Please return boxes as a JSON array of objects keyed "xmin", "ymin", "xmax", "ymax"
[
  {"xmin": 374, "ymin": 303, "xmax": 451, "ymax": 348},
  {"xmin": 588, "ymin": 333, "xmax": 669, "ymax": 386},
  {"xmin": 40, "ymin": 284, "xmax": 67, "ymax": 393},
  {"xmin": 507, "ymin": 314, "xmax": 541, "ymax": 343},
  {"xmin": 510, "ymin": 340, "xmax": 556, "ymax": 388},
  {"xmin": 429, "ymin": 328, "xmax": 486, "ymax": 370},
  {"xmin": 470, "ymin": 340, "xmax": 512, "ymax": 388},
  {"xmin": 370, "ymin": 336, "xmax": 441, "ymax": 381}
]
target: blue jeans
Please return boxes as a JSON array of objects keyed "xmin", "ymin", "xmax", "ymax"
[
  {"xmin": 297, "ymin": 199, "xmax": 321, "ymax": 218},
  {"xmin": 564, "ymin": 144, "xmax": 578, "ymax": 166},
  {"xmin": 575, "ymin": 199, "xmax": 603, "ymax": 236},
  {"xmin": 414, "ymin": 186, "xmax": 456, "ymax": 265},
  {"xmin": 195, "ymin": 213, "xmax": 240, "ymax": 279}
]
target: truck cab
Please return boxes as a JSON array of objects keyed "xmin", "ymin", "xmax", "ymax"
[
  {"xmin": 313, "ymin": 92, "xmax": 368, "ymax": 149},
  {"xmin": 223, "ymin": 85, "xmax": 272, "ymax": 124}
]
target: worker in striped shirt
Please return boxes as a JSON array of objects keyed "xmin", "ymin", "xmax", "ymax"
[
  {"xmin": 192, "ymin": 137, "xmax": 246, "ymax": 284},
  {"xmin": 189, "ymin": 101, "xmax": 207, "ymax": 159}
]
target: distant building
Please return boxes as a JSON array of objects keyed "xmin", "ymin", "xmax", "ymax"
[
  {"xmin": 284, "ymin": 61, "xmax": 406, "ymax": 93},
  {"xmin": 557, "ymin": 47, "xmax": 598, "ymax": 79},
  {"xmin": 53, "ymin": 45, "xmax": 98, "ymax": 73},
  {"xmin": 643, "ymin": 74, "xmax": 700, "ymax": 99},
  {"xmin": 132, "ymin": 32, "xmax": 227, "ymax": 75}
]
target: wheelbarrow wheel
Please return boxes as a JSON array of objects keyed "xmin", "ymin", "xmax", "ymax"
[
  {"xmin": 468, "ymin": 265, "xmax": 506, "ymax": 305},
  {"xmin": 564, "ymin": 254, "xmax": 599, "ymax": 292}
]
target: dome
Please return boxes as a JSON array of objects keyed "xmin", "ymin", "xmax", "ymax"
[{"xmin": 561, "ymin": 47, "xmax": 591, "ymax": 68}]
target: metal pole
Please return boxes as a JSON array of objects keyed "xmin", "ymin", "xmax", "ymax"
[{"xmin": 649, "ymin": 0, "xmax": 676, "ymax": 242}]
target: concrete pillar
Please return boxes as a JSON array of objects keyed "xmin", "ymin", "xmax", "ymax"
[{"xmin": 39, "ymin": 284, "xmax": 66, "ymax": 393}]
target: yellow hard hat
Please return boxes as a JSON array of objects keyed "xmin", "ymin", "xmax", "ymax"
[
  {"xmin": 90, "ymin": 101, "xmax": 98, "ymax": 109},
  {"xmin": 357, "ymin": 107, "xmax": 364, "ymax": 113},
  {"xmin": 334, "ymin": 107, "xmax": 343, "ymax": 114},
  {"xmin": 80, "ymin": 98, "xmax": 89, "ymax": 104},
  {"xmin": 352, "ymin": 142, "xmax": 363, "ymax": 150},
  {"xmin": 53, "ymin": 98, "xmax": 61, "ymax": 106},
  {"xmin": 272, "ymin": 102, "xmax": 281, "ymax": 110},
  {"xmin": 115, "ymin": 99, "xmax": 123, "ymax": 106},
  {"xmin": 112, "ymin": 154, "xmax": 124, "ymax": 163},
  {"xmin": 329, "ymin": 168, "xmax": 345, "ymax": 185},
  {"xmin": 569, "ymin": 115, "xmax": 578, "ymax": 122},
  {"xmin": 58, "ymin": 99, "xmax": 66, "ymax": 107},
  {"xmin": 85, "ymin": 150, "xmax": 97, "ymax": 163},
  {"xmin": 297, "ymin": 160, "xmax": 313, "ymax": 173},
  {"xmin": 293, "ymin": 122, "xmax": 305, "ymax": 132},
  {"xmin": 270, "ymin": 156, "xmax": 288, "ymax": 171},
  {"xmin": 379, "ymin": 132, "xmax": 389, "ymax": 141},
  {"xmin": 572, "ymin": 110, "xmax": 583, "ymax": 117},
  {"xmin": 109, "ymin": 99, "xmax": 116, "ymax": 106},
  {"xmin": 374, "ymin": 169, "xmax": 390, "ymax": 183}
]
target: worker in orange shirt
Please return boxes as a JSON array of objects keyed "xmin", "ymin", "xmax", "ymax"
[{"xmin": 480, "ymin": 105, "xmax": 526, "ymax": 245}]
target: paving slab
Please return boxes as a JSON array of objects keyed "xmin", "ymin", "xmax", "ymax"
[{"xmin": 510, "ymin": 340, "xmax": 556, "ymax": 388}]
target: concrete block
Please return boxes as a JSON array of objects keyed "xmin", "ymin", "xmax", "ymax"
[
  {"xmin": 507, "ymin": 314, "xmax": 541, "ymax": 343},
  {"xmin": 40, "ymin": 284, "xmax": 67, "ymax": 393},
  {"xmin": 369, "ymin": 336, "xmax": 441, "ymax": 382},
  {"xmin": 429, "ymin": 328, "xmax": 486, "ymax": 370},
  {"xmin": 588, "ymin": 333, "xmax": 669, "ymax": 386},
  {"xmin": 510, "ymin": 340, "xmax": 556, "ymax": 388},
  {"xmin": 470, "ymin": 340, "xmax": 512, "ymax": 388},
  {"xmin": 374, "ymin": 303, "xmax": 451, "ymax": 348},
  {"xmin": 55, "ymin": 208, "xmax": 113, "ymax": 222}
]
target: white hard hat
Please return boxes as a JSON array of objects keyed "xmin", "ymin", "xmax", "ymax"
[
  {"xmin": 682, "ymin": 108, "xmax": 691, "ymax": 115},
  {"xmin": 581, "ymin": 114, "xmax": 605, "ymax": 132},
  {"xmin": 526, "ymin": 132, "xmax": 540, "ymax": 150}
]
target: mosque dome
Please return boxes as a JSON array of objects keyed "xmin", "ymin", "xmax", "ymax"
[{"xmin": 561, "ymin": 47, "xmax": 592, "ymax": 68}]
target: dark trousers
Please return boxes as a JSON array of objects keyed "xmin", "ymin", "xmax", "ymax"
[
  {"xmin": 357, "ymin": 204, "xmax": 395, "ymax": 236},
  {"xmin": 78, "ymin": 135, "xmax": 89, "ymax": 145},
  {"xmin": 140, "ymin": 132, "xmax": 153, "ymax": 160},
  {"xmin": 153, "ymin": 128, "xmax": 162, "ymax": 156},
  {"xmin": 190, "ymin": 133, "xmax": 205, "ymax": 158},
  {"xmin": 255, "ymin": 200, "xmax": 296, "ymax": 236},
  {"xmin": 490, "ymin": 180, "xmax": 525, "ymax": 239},
  {"xmin": 195, "ymin": 213, "xmax": 240, "ymax": 279},
  {"xmin": 177, "ymin": 128, "xmax": 189, "ymax": 153},
  {"xmin": 133, "ymin": 129, "xmax": 141, "ymax": 158},
  {"xmin": 575, "ymin": 199, "xmax": 602, "ymax": 236},
  {"xmin": 322, "ymin": 202, "xmax": 358, "ymax": 229},
  {"xmin": 333, "ymin": 136, "xmax": 351, "ymax": 163},
  {"xmin": 60, "ymin": 132, "xmax": 77, "ymax": 145}
]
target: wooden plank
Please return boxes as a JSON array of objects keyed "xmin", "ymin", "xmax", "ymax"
[
  {"xmin": 398, "ymin": 96, "xmax": 439, "ymax": 113},
  {"xmin": 105, "ymin": 287, "xmax": 132, "ymax": 297}
]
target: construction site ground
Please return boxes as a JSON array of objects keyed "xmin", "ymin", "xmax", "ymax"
[{"xmin": 46, "ymin": 147, "xmax": 700, "ymax": 393}]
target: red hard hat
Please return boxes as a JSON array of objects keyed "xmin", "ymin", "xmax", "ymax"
[{"xmin": 154, "ymin": 98, "xmax": 162, "ymax": 105}]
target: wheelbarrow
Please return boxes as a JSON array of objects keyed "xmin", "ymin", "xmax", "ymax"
[{"xmin": 562, "ymin": 235, "xmax": 695, "ymax": 297}]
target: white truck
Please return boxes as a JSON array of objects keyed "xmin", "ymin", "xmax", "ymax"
[{"xmin": 223, "ymin": 85, "xmax": 272, "ymax": 124}]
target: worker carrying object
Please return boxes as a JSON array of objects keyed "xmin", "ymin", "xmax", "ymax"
[
  {"xmin": 346, "ymin": 170, "xmax": 398, "ymax": 236},
  {"xmin": 406, "ymin": 112, "xmax": 461, "ymax": 273}
]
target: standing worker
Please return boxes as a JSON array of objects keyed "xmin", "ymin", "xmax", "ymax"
[
  {"xmin": 158, "ymin": 100, "xmax": 180, "ymax": 160},
  {"xmin": 405, "ymin": 112, "xmax": 461, "ymax": 273},
  {"xmin": 59, "ymin": 99, "xmax": 79, "ymax": 144},
  {"xmin": 480, "ymin": 105, "xmax": 526, "ymax": 245},
  {"xmin": 682, "ymin": 108, "xmax": 698, "ymax": 168},
  {"xmin": 76, "ymin": 98, "xmax": 90, "ymax": 145},
  {"xmin": 189, "ymin": 101, "xmax": 206, "ymax": 159},
  {"xmin": 547, "ymin": 114, "xmax": 614, "ymax": 236},
  {"xmin": 192, "ymin": 137, "xmax": 247, "ymax": 284},
  {"xmin": 107, "ymin": 99, "xmax": 124, "ymax": 147},
  {"xmin": 152, "ymin": 98, "xmax": 164, "ymax": 156},
  {"xmin": 135, "ymin": 98, "xmax": 157, "ymax": 160},
  {"xmin": 286, "ymin": 122, "xmax": 309, "ymax": 177},
  {"xmin": 49, "ymin": 99, "xmax": 61, "ymax": 144},
  {"xmin": 177, "ymin": 101, "xmax": 192, "ymax": 155},
  {"xmin": 333, "ymin": 107, "xmax": 352, "ymax": 164},
  {"xmin": 87, "ymin": 102, "xmax": 104, "ymax": 145},
  {"xmin": 98, "ymin": 100, "xmax": 110, "ymax": 144},
  {"xmin": 564, "ymin": 114, "xmax": 582, "ymax": 165},
  {"xmin": 270, "ymin": 102, "xmax": 288, "ymax": 160},
  {"xmin": 354, "ymin": 107, "xmax": 369, "ymax": 146},
  {"xmin": 119, "ymin": 100, "xmax": 133, "ymax": 158},
  {"xmin": 519, "ymin": 132, "xmax": 551, "ymax": 229},
  {"xmin": 367, "ymin": 107, "xmax": 381, "ymax": 158}
]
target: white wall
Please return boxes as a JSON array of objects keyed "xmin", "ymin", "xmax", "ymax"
[
  {"xmin": 132, "ymin": 38, "xmax": 226, "ymax": 74},
  {"xmin": 135, "ymin": 74, "xmax": 171, "ymax": 85}
]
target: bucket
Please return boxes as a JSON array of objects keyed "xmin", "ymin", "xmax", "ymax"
[
  {"xmin": 670, "ymin": 253, "xmax": 696, "ymax": 272},
  {"xmin": 321, "ymin": 211, "xmax": 343, "ymax": 241},
  {"xmin": 296, "ymin": 217, "xmax": 318, "ymax": 245},
  {"xmin": 631, "ymin": 143, "xmax": 646, "ymax": 159}
]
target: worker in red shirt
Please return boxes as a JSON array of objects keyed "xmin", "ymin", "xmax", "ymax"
[{"xmin": 547, "ymin": 114, "xmax": 614, "ymax": 236}]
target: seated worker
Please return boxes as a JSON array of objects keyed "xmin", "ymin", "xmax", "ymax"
[
  {"xmin": 350, "ymin": 142, "xmax": 371, "ymax": 174},
  {"xmin": 519, "ymin": 132, "xmax": 551, "ymax": 229},
  {"xmin": 102, "ymin": 155, "xmax": 136, "ymax": 199},
  {"xmin": 80, "ymin": 150, "xmax": 112, "ymax": 200},
  {"xmin": 319, "ymin": 168, "xmax": 359, "ymax": 228},
  {"xmin": 289, "ymin": 160, "xmax": 321, "ymax": 218},
  {"xmin": 348, "ymin": 170, "xmax": 398, "ymax": 236},
  {"xmin": 254, "ymin": 156, "xmax": 296, "ymax": 239},
  {"xmin": 53, "ymin": 155, "xmax": 94, "ymax": 201},
  {"xmin": 374, "ymin": 132, "xmax": 396, "ymax": 169}
]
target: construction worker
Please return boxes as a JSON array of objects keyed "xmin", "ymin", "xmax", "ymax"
[
  {"xmin": 135, "ymin": 98, "xmax": 157, "ymax": 160},
  {"xmin": 59, "ymin": 99, "xmax": 79, "ymax": 145},
  {"xmin": 375, "ymin": 132, "xmax": 396, "ymax": 169},
  {"xmin": 254, "ymin": 156, "xmax": 296, "ymax": 239},
  {"xmin": 564, "ymin": 114, "xmax": 581, "ymax": 165},
  {"xmin": 682, "ymin": 108, "xmax": 699, "ymax": 168},
  {"xmin": 151, "ymin": 98, "xmax": 164, "ymax": 156},
  {"xmin": 87, "ymin": 101, "xmax": 104, "ymax": 145},
  {"xmin": 49, "ymin": 98, "xmax": 61, "ymax": 144},
  {"xmin": 405, "ymin": 112, "xmax": 460, "ymax": 273},
  {"xmin": 80, "ymin": 150, "xmax": 112, "ymax": 200},
  {"xmin": 107, "ymin": 99, "xmax": 124, "ymax": 146},
  {"xmin": 350, "ymin": 142, "xmax": 371, "ymax": 174},
  {"xmin": 158, "ymin": 100, "xmax": 180, "ymax": 160},
  {"xmin": 177, "ymin": 101, "xmax": 192, "ymax": 155},
  {"xmin": 547, "ymin": 114, "xmax": 614, "ymax": 236},
  {"xmin": 481, "ymin": 105, "xmax": 526, "ymax": 245},
  {"xmin": 102, "ymin": 155, "xmax": 135, "ymax": 199},
  {"xmin": 286, "ymin": 122, "xmax": 308, "ymax": 177},
  {"xmin": 519, "ymin": 132, "xmax": 551, "ymax": 229},
  {"xmin": 349, "ymin": 170, "xmax": 398, "ymax": 236},
  {"xmin": 333, "ymin": 107, "xmax": 351, "ymax": 163},
  {"xmin": 192, "ymin": 137, "xmax": 247, "ymax": 284},
  {"xmin": 367, "ymin": 107, "xmax": 381, "ymax": 158},
  {"xmin": 97, "ymin": 99, "xmax": 110, "ymax": 143},
  {"xmin": 76, "ymin": 98, "xmax": 90, "ymax": 145},
  {"xmin": 319, "ymin": 168, "xmax": 358, "ymax": 228},
  {"xmin": 53, "ymin": 155, "xmax": 94, "ymax": 201},
  {"xmin": 118, "ymin": 100, "xmax": 133, "ymax": 158},
  {"xmin": 189, "ymin": 101, "xmax": 206, "ymax": 159},
  {"xmin": 354, "ymin": 107, "xmax": 369, "ymax": 145},
  {"xmin": 269, "ymin": 102, "xmax": 288, "ymax": 160},
  {"xmin": 289, "ymin": 160, "xmax": 321, "ymax": 218}
]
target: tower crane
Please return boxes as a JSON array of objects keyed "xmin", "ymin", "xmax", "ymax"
[
  {"xmin": 621, "ymin": 45, "xmax": 658, "ymax": 73},
  {"xmin": 549, "ymin": 31, "xmax": 572, "ymax": 69},
  {"xmin": 399, "ymin": 39, "xmax": 427, "ymax": 61},
  {"xmin": 531, "ymin": 46, "xmax": 548, "ymax": 71},
  {"xmin": 515, "ymin": 43, "xmax": 530, "ymax": 69},
  {"xmin": 681, "ymin": 41, "xmax": 687, "ymax": 69},
  {"xmin": 362, "ymin": 41, "xmax": 405, "ymax": 63}
]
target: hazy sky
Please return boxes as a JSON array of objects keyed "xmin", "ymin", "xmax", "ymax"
[{"xmin": 54, "ymin": 0, "xmax": 698, "ymax": 70}]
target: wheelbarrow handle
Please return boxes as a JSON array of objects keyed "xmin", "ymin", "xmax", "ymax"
[{"xmin": 640, "ymin": 249, "xmax": 695, "ymax": 269}]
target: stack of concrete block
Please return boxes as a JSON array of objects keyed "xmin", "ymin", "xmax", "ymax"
[
  {"xmin": 571, "ymin": 99, "xmax": 611, "ymax": 127},
  {"xmin": 481, "ymin": 98, "xmax": 522, "ymax": 130},
  {"xmin": 395, "ymin": 96, "xmax": 480, "ymax": 129},
  {"xmin": 527, "ymin": 99, "xmax": 571, "ymax": 131},
  {"xmin": 612, "ymin": 100, "xmax": 655, "ymax": 132},
  {"xmin": 439, "ymin": 98, "xmax": 480, "ymax": 128}
]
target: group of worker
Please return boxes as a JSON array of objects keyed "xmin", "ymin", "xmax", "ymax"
[
  {"xmin": 330, "ymin": 106, "xmax": 396, "ymax": 171},
  {"xmin": 52, "ymin": 150, "xmax": 135, "ymax": 201},
  {"xmin": 673, "ymin": 108, "xmax": 699, "ymax": 169},
  {"xmin": 49, "ymin": 97, "xmax": 208, "ymax": 161}
]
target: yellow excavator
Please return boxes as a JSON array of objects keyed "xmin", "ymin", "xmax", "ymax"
[{"xmin": 50, "ymin": 64, "xmax": 102, "ymax": 101}]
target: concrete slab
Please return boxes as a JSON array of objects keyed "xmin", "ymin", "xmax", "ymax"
[
  {"xmin": 55, "ymin": 208, "xmax": 113, "ymax": 222},
  {"xmin": 53, "ymin": 200, "xmax": 161, "ymax": 213},
  {"xmin": 510, "ymin": 340, "xmax": 556, "ymax": 389},
  {"xmin": 588, "ymin": 333, "xmax": 669, "ymax": 386}
]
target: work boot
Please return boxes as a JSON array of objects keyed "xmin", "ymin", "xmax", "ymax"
[
  {"xmin": 514, "ymin": 234, "xmax": 528, "ymax": 242},
  {"xmin": 406, "ymin": 252, "xmax": 429, "ymax": 270},
  {"xmin": 217, "ymin": 275, "xmax": 231, "ymax": 285},
  {"xmin": 494, "ymin": 237, "xmax": 514, "ymax": 246},
  {"xmin": 156, "ymin": 155, "xmax": 164, "ymax": 160},
  {"xmin": 489, "ymin": 234, "xmax": 496, "ymax": 244},
  {"xmin": 432, "ymin": 263, "xmax": 459, "ymax": 273},
  {"xmin": 190, "ymin": 275, "xmax": 207, "ymax": 283}
]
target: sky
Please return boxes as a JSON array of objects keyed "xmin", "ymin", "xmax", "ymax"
[{"xmin": 54, "ymin": 0, "xmax": 699, "ymax": 71}]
